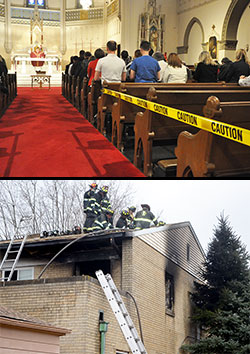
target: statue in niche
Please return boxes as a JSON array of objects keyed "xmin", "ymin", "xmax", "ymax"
[
  {"xmin": 209, "ymin": 36, "xmax": 217, "ymax": 59},
  {"xmin": 149, "ymin": 26, "xmax": 158, "ymax": 53},
  {"xmin": 138, "ymin": 0, "xmax": 164, "ymax": 53}
]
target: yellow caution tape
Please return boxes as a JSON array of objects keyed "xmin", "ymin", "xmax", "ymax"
[{"xmin": 102, "ymin": 88, "xmax": 250, "ymax": 147}]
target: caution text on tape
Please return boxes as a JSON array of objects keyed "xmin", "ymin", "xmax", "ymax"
[{"xmin": 102, "ymin": 88, "xmax": 250, "ymax": 147}]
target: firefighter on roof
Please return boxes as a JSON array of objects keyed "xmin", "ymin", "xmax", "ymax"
[
  {"xmin": 127, "ymin": 206, "xmax": 136, "ymax": 228},
  {"xmin": 95, "ymin": 185, "xmax": 111, "ymax": 216},
  {"xmin": 116, "ymin": 210, "xmax": 130, "ymax": 229},
  {"xmin": 83, "ymin": 182, "xmax": 98, "ymax": 232},
  {"xmin": 134, "ymin": 204, "xmax": 158, "ymax": 230},
  {"xmin": 92, "ymin": 208, "xmax": 114, "ymax": 231}
]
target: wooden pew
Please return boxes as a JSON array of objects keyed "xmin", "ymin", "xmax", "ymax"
[
  {"xmin": 97, "ymin": 81, "xmax": 121, "ymax": 134},
  {"xmin": 80, "ymin": 77, "xmax": 89, "ymax": 117},
  {"xmin": 66, "ymin": 75, "xmax": 72, "ymax": 102},
  {"xmin": 64, "ymin": 74, "xmax": 69, "ymax": 100},
  {"xmin": 62, "ymin": 73, "xmax": 65, "ymax": 97},
  {"xmin": 0, "ymin": 73, "xmax": 17, "ymax": 118},
  {"xmin": 133, "ymin": 88, "xmax": 250, "ymax": 177},
  {"xmin": 74, "ymin": 77, "xmax": 82, "ymax": 112},
  {"xmin": 87, "ymin": 80, "xmax": 102, "ymax": 124},
  {"xmin": 111, "ymin": 83, "xmax": 175, "ymax": 150},
  {"xmin": 175, "ymin": 96, "xmax": 250, "ymax": 177},
  {"xmin": 71, "ymin": 76, "xmax": 77, "ymax": 106},
  {"xmin": 110, "ymin": 82, "xmax": 246, "ymax": 151}
]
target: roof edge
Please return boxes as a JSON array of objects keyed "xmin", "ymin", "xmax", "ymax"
[{"xmin": 0, "ymin": 317, "xmax": 70, "ymax": 336}]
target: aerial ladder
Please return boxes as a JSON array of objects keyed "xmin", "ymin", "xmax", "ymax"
[
  {"xmin": 96, "ymin": 270, "xmax": 147, "ymax": 354},
  {"xmin": 0, "ymin": 234, "xmax": 28, "ymax": 282}
]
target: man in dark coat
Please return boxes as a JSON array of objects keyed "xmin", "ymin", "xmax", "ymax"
[{"xmin": 134, "ymin": 204, "xmax": 158, "ymax": 230}]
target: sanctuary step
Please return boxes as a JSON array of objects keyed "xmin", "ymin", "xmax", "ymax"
[{"xmin": 15, "ymin": 73, "xmax": 62, "ymax": 87}]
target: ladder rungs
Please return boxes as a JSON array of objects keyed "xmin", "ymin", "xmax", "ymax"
[
  {"xmin": 8, "ymin": 251, "xmax": 19, "ymax": 253},
  {"xmin": 4, "ymin": 259, "xmax": 15, "ymax": 262}
]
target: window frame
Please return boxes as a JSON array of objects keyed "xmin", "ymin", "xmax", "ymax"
[
  {"xmin": 26, "ymin": 0, "xmax": 46, "ymax": 8},
  {"xmin": 165, "ymin": 272, "xmax": 175, "ymax": 316},
  {"xmin": 3, "ymin": 267, "xmax": 34, "ymax": 281},
  {"xmin": 187, "ymin": 243, "xmax": 190, "ymax": 262}
]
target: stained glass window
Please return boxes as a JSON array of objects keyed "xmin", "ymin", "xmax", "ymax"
[{"xmin": 28, "ymin": 0, "xmax": 45, "ymax": 6}]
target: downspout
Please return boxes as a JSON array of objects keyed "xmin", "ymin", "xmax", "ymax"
[{"xmin": 99, "ymin": 311, "xmax": 109, "ymax": 354}]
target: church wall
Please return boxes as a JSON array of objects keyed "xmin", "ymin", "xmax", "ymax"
[
  {"xmin": 66, "ymin": 0, "xmax": 77, "ymax": 10},
  {"xmin": 177, "ymin": 0, "xmax": 231, "ymax": 64},
  {"xmin": 63, "ymin": 20, "xmax": 104, "ymax": 65},
  {"xmin": 160, "ymin": 0, "xmax": 178, "ymax": 54},
  {"xmin": 47, "ymin": 0, "xmax": 60, "ymax": 10},
  {"xmin": 10, "ymin": 0, "xmax": 25, "ymax": 7},
  {"xmin": 107, "ymin": 15, "xmax": 121, "ymax": 45},
  {"xmin": 236, "ymin": 5, "xmax": 250, "ymax": 54},
  {"xmin": 185, "ymin": 22, "xmax": 204, "ymax": 65}
]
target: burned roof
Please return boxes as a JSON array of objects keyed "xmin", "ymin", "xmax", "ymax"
[{"xmin": 0, "ymin": 222, "xmax": 205, "ymax": 280}]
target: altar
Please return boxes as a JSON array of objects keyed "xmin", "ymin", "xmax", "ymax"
[
  {"xmin": 10, "ymin": 55, "xmax": 62, "ymax": 87},
  {"xmin": 12, "ymin": 56, "xmax": 60, "ymax": 75}
]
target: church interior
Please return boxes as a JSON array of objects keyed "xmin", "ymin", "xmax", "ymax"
[{"xmin": 0, "ymin": 0, "xmax": 250, "ymax": 177}]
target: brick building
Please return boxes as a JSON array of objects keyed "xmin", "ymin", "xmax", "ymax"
[{"xmin": 0, "ymin": 222, "xmax": 206, "ymax": 354}]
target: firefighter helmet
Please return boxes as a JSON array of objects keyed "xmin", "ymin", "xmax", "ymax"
[
  {"xmin": 141, "ymin": 204, "xmax": 150, "ymax": 211},
  {"xmin": 89, "ymin": 182, "xmax": 98, "ymax": 189},
  {"xmin": 121, "ymin": 209, "xmax": 129, "ymax": 217},
  {"xmin": 129, "ymin": 206, "xmax": 136, "ymax": 212},
  {"xmin": 101, "ymin": 185, "xmax": 109, "ymax": 193},
  {"xmin": 158, "ymin": 221, "xmax": 165, "ymax": 226},
  {"xmin": 106, "ymin": 208, "xmax": 114, "ymax": 215}
]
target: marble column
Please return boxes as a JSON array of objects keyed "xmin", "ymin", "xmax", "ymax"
[
  {"xmin": 60, "ymin": 0, "xmax": 67, "ymax": 55},
  {"xmin": 4, "ymin": 0, "xmax": 12, "ymax": 54},
  {"xmin": 103, "ymin": 1, "xmax": 108, "ymax": 47}
]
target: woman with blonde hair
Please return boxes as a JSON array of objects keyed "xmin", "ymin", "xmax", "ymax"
[
  {"xmin": 162, "ymin": 53, "xmax": 188, "ymax": 83},
  {"xmin": 193, "ymin": 51, "xmax": 218, "ymax": 82},
  {"xmin": 226, "ymin": 49, "xmax": 250, "ymax": 83}
]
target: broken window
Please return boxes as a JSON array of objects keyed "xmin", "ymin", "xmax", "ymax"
[
  {"xmin": 75, "ymin": 260, "xmax": 111, "ymax": 279},
  {"xmin": 165, "ymin": 273, "xmax": 174, "ymax": 312}
]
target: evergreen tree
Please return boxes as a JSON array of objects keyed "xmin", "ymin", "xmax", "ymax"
[{"xmin": 182, "ymin": 215, "xmax": 250, "ymax": 354}]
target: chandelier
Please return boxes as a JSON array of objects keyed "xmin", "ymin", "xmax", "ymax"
[{"xmin": 80, "ymin": 0, "xmax": 92, "ymax": 10}]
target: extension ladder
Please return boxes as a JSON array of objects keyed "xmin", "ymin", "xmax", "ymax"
[
  {"xmin": 95, "ymin": 270, "xmax": 147, "ymax": 354},
  {"xmin": 0, "ymin": 234, "xmax": 28, "ymax": 281}
]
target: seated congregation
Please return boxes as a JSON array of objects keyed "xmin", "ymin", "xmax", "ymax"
[{"xmin": 62, "ymin": 40, "xmax": 250, "ymax": 178}]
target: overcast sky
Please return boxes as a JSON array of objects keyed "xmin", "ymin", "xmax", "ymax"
[{"xmin": 127, "ymin": 180, "xmax": 250, "ymax": 254}]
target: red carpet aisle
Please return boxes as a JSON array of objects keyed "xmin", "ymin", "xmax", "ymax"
[{"xmin": 0, "ymin": 88, "xmax": 145, "ymax": 177}]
